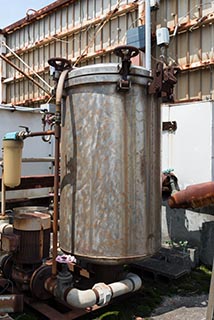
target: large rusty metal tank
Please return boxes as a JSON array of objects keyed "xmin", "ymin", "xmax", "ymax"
[{"xmin": 60, "ymin": 63, "xmax": 161, "ymax": 265}]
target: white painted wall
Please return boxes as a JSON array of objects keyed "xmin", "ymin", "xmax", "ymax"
[
  {"xmin": 162, "ymin": 100, "xmax": 214, "ymax": 189},
  {"xmin": 161, "ymin": 100, "xmax": 214, "ymax": 265}
]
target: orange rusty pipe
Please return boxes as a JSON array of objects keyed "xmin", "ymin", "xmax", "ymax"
[
  {"xmin": 18, "ymin": 130, "xmax": 55, "ymax": 139},
  {"xmin": 0, "ymin": 53, "xmax": 51, "ymax": 96},
  {"xmin": 52, "ymin": 69, "xmax": 70, "ymax": 278},
  {"xmin": 168, "ymin": 181, "xmax": 214, "ymax": 209}
]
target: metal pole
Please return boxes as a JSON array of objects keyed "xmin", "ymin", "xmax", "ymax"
[
  {"xmin": 206, "ymin": 257, "xmax": 214, "ymax": 320},
  {"xmin": 145, "ymin": 0, "xmax": 151, "ymax": 71}
]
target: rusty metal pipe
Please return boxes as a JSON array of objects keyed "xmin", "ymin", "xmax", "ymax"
[
  {"xmin": 15, "ymin": 130, "xmax": 54, "ymax": 140},
  {"xmin": 168, "ymin": 181, "xmax": 214, "ymax": 209},
  {"xmin": 52, "ymin": 69, "xmax": 70, "ymax": 278},
  {"xmin": 19, "ymin": 130, "xmax": 55, "ymax": 139},
  {"xmin": 0, "ymin": 53, "xmax": 51, "ymax": 96}
]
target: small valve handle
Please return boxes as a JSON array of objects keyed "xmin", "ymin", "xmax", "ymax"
[
  {"xmin": 48, "ymin": 57, "xmax": 72, "ymax": 71},
  {"xmin": 19, "ymin": 125, "xmax": 30, "ymax": 133}
]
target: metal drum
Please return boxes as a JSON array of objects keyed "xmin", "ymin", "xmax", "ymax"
[{"xmin": 60, "ymin": 63, "xmax": 161, "ymax": 264}]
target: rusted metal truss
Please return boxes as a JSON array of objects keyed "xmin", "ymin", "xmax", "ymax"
[{"xmin": 169, "ymin": 11, "xmax": 214, "ymax": 35}]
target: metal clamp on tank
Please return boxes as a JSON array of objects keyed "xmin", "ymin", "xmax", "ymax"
[{"xmin": 114, "ymin": 45, "xmax": 139, "ymax": 91}]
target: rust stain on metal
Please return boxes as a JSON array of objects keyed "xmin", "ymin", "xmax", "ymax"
[
  {"xmin": 168, "ymin": 181, "xmax": 214, "ymax": 209},
  {"xmin": 4, "ymin": 3, "xmax": 137, "ymax": 57},
  {"xmin": 168, "ymin": 12, "xmax": 214, "ymax": 35},
  {"xmin": 9, "ymin": 95, "xmax": 49, "ymax": 106},
  {"xmin": 179, "ymin": 58, "xmax": 214, "ymax": 72}
]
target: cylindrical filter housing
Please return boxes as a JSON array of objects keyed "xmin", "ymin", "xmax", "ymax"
[
  {"xmin": 60, "ymin": 63, "xmax": 161, "ymax": 264},
  {"xmin": 3, "ymin": 139, "xmax": 23, "ymax": 188}
]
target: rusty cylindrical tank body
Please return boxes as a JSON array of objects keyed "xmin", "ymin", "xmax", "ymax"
[{"xmin": 60, "ymin": 63, "xmax": 161, "ymax": 265}]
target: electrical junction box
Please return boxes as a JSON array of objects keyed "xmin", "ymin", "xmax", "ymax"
[
  {"xmin": 156, "ymin": 27, "xmax": 170, "ymax": 46},
  {"xmin": 126, "ymin": 25, "xmax": 145, "ymax": 51},
  {"xmin": 150, "ymin": 0, "xmax": 160, "ymax": 10},
  {"xmin": 40, "ymin": 103, "xmax": 56, "ymax": 114}
]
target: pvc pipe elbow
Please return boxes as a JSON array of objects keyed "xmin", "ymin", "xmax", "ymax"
[
  {"xmin": 0, "ymin": 223, "xmax": 13, "ymax": 234},
  {"xmin": 66, "ymin": 288, "xmax": 97, "ymax": 309},
  {"xmin": 65, "ymin": 273, "xmax": 142, "ymax": 309}
]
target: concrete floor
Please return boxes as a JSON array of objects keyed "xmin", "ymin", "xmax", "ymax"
[{"xmin": 149, "ymin": 294, "xmax": 208, "ymax": 320}]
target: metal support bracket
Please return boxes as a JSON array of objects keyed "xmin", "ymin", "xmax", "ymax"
[
  {"xmin": 162, "ymin": 121, "xmax": 177, "ymax": 132},
  {"xmin": 148, "ymin": 62, "xmax": 178, "ymax": 102}
]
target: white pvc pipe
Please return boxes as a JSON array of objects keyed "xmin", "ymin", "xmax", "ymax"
[
  {"xmin": 65, "ymin": 273, "xmax": 142, "ymax": 309},
  {"xmin": 66, "ymin": 288, "xmax": 97, "ymax": 309},
  {"xmin": 0, "ymin": 223, "xmax": 13, "ymax": 234},
  {"xmin": 145, "ymin": 0, "xmax": 151, "ymax": 70},
  {"xmin": 0, "ymin": 105, "xmax": 41, "ymax": 112},
  {"xmin": 109, "ymin": 274, "xmax": 142, "ymax": 298}
]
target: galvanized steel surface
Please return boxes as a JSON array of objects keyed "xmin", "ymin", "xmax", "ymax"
[{"xmin": 60, "ymin": 64, "xmax": 161, "ymax": 264}]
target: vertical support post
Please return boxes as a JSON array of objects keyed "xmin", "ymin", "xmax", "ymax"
[
  {"xmin": 206, "ymin": 258, "xmax": 214, "ymax": 320},
  {"xmin": 145, "ymin": 0, "xmax": 151, "ymax": 71},
  {"xmin": 1, "ymin": 169, "xmax": 6, "ymax": 216},
  {"xmin": 136, "ymin": 1, "xmax": 145, "ymax": 67},
  {"xmin": 0, "ymin": 35, "xmax": 7, "ymax": 104}
]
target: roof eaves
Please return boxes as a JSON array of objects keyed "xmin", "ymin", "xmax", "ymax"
[{"xmin": 2, "ymin": 0, "xmax": 75, "ymax": 34}]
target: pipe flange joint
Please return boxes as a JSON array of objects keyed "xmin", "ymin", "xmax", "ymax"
[{"xmin": 92, "ymin": 282, "xmax": 112, "ymax": 306}]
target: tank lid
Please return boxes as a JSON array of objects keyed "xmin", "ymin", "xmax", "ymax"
[{"xmin": 65, "ymin": 63, "xmax": 151, "ymax": 87}]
